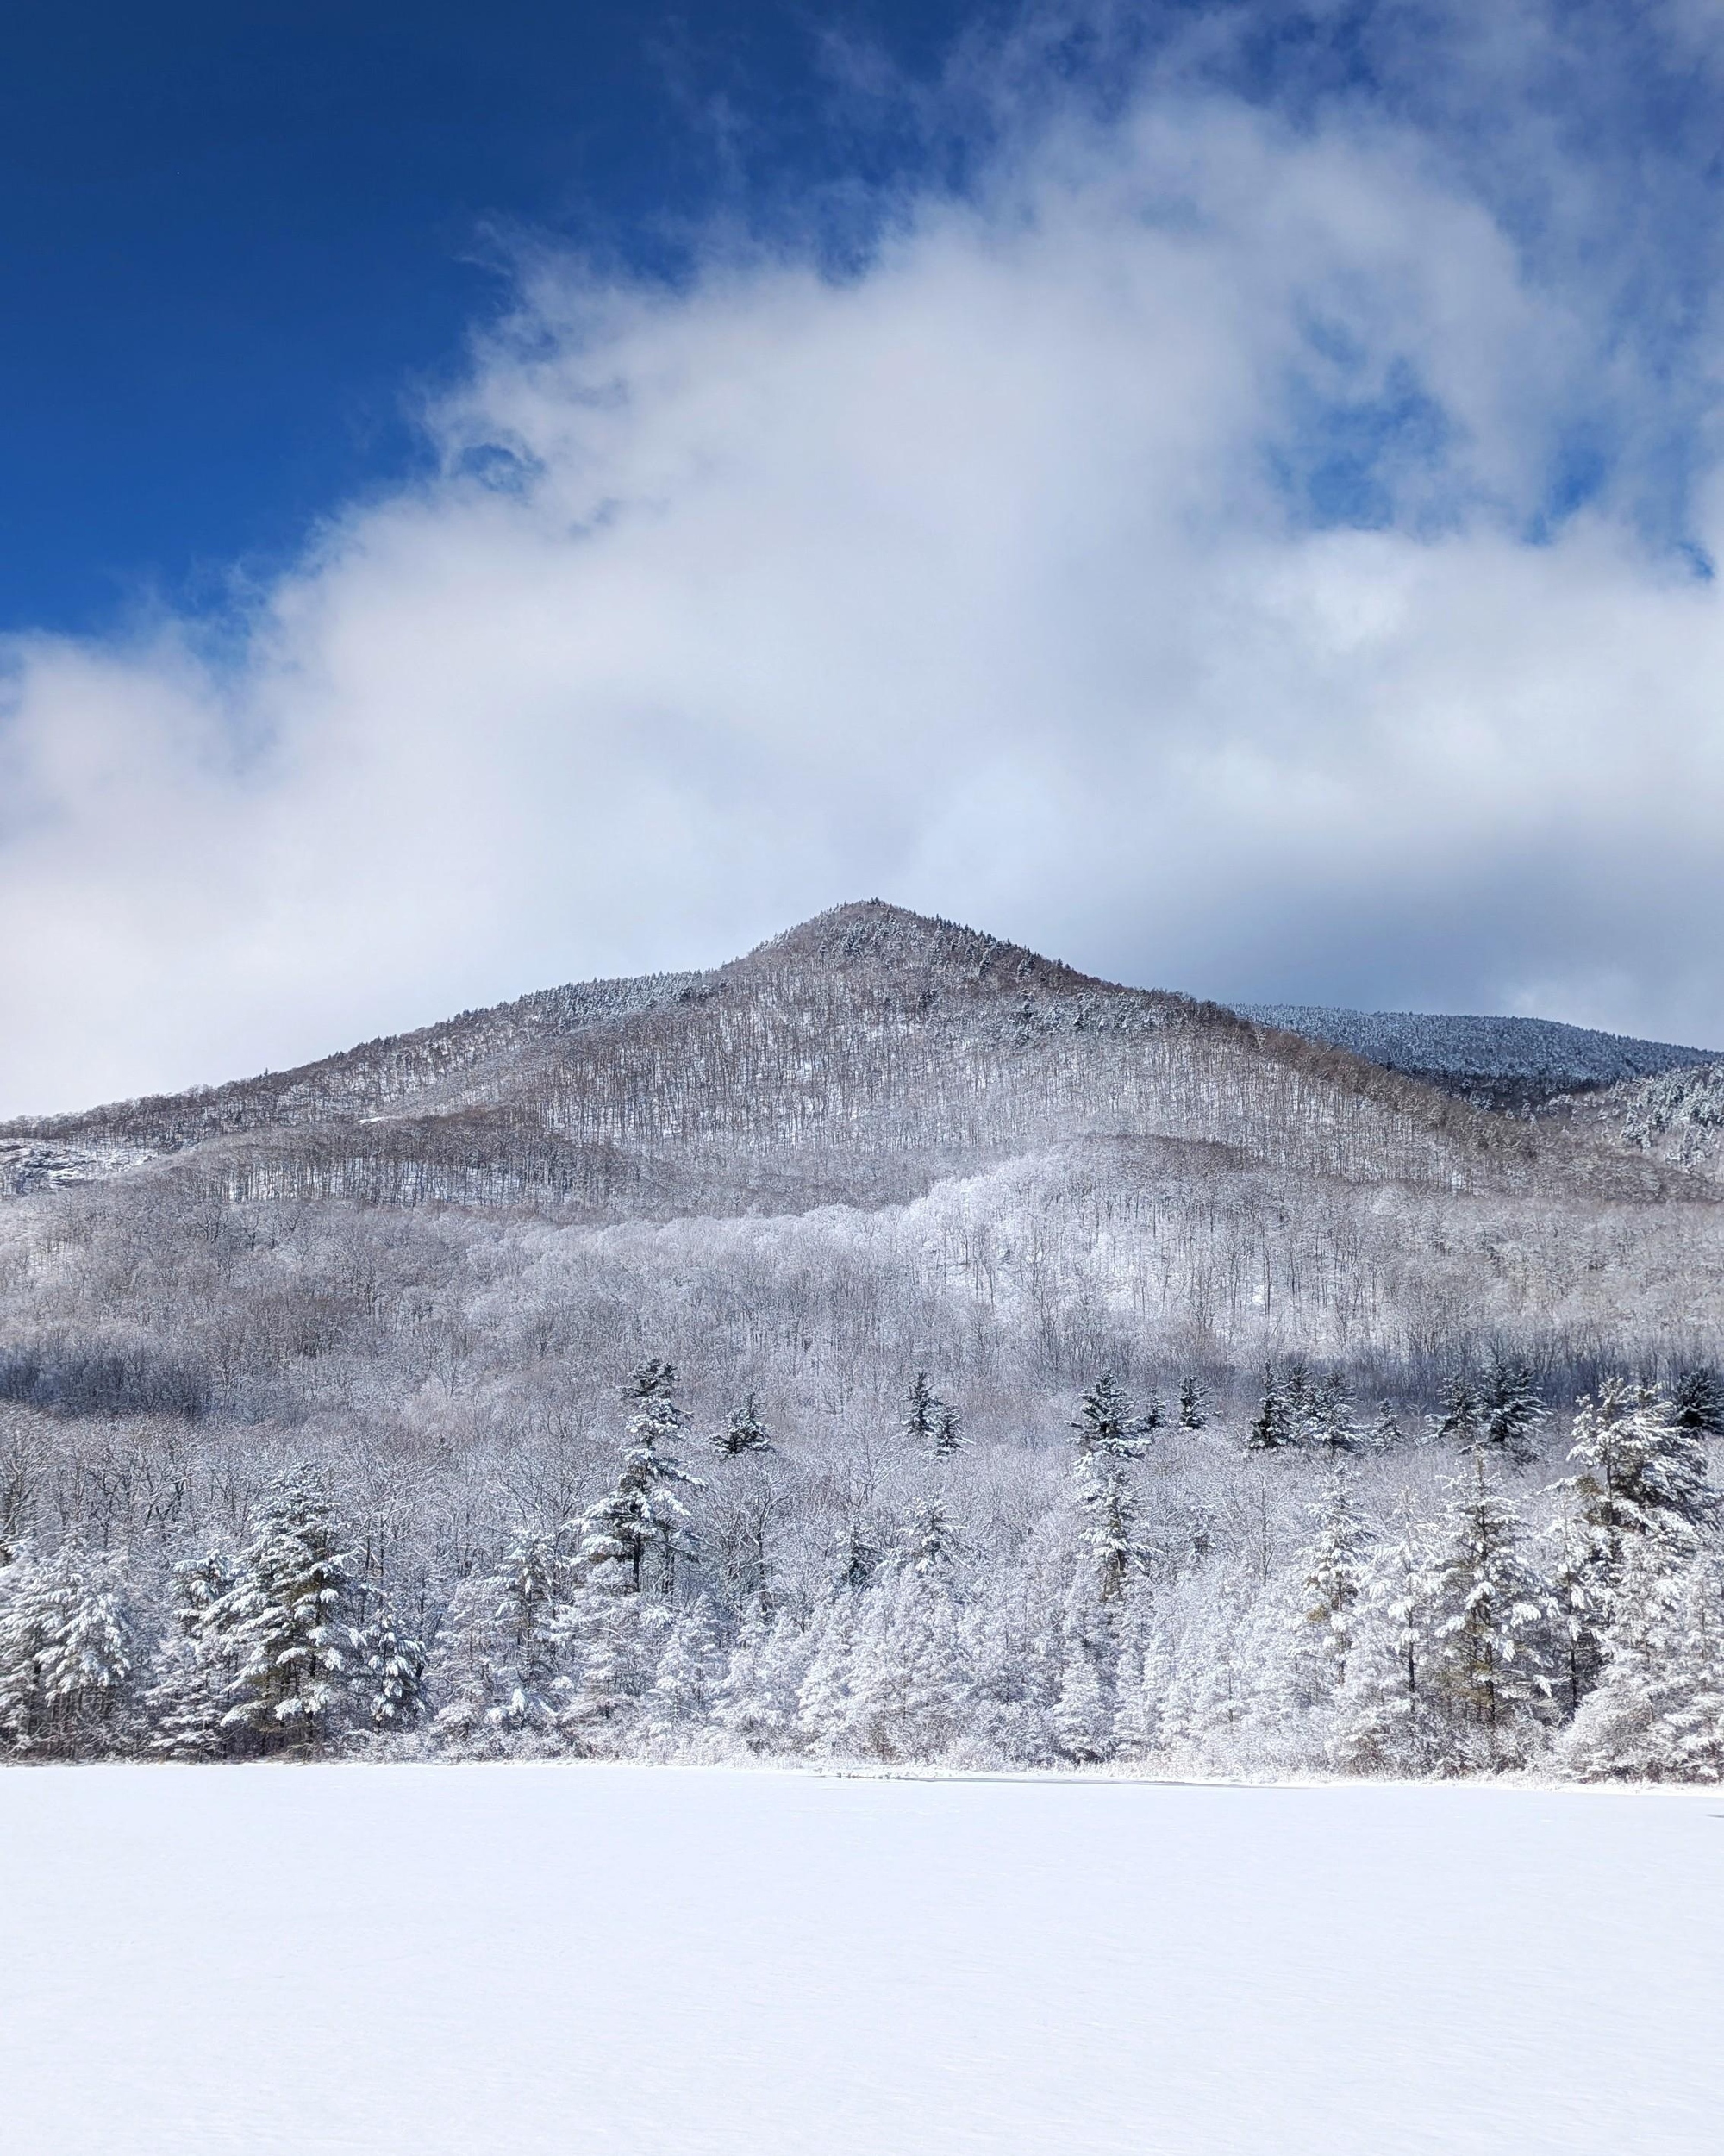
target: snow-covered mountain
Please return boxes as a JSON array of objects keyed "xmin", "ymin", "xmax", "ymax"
[
  {"xmin": 0, "ymin": 897, "xmax": 1715, "ymax": 1431},
  {"xmin": 3, "ymin": 901, "xmax": 1722, "ymax": 1788},
  {"xmin": 3, "ymin": 901, "xmax": 1692, "ymax": 1209},
  {"xmin": 1229, "ymin": 1003, "xmax": 1719, "ymax": 1113}
]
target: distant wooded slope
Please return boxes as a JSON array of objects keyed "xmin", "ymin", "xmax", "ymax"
[{"xmin": 1229, "ymin": 1003, "xmax": 1719, "ymax": 1113}]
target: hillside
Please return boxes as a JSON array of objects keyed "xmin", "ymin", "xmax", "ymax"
[
  {"xmin": 1228, "ymin": 1003, "xmax": 1719, "ymax": 1114},
  {"xmin": 0, "ymin": 898, "xmax": 1717, "ymax": 1439},
  {"xmin": 1545, "ymin": 1059, "xmax": 1724, "ymax": 1179},
  {"xmin": 3, "ymin": 903, "xmax": 1724, "ymax": 1787},
  {"xmin": 2, "ymin": 901, "xmax": 1697, "ymax": 1214}
]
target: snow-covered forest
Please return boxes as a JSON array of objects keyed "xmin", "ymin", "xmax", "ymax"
[
  {"xmin": 3, "ymin": 1352, "xmax": 1722, "ymax": 1778},
  {"xmin": 4, "ymin": 903, "xmax": 1724, "ymax": 1779}
]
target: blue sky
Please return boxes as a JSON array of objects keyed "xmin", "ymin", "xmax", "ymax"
[
  {"xmin": 0, "ymin": 1, "xmax": 1000, "ymax": 634},
  {"xmin": 7, "ymin": 1, "xmax": 1724, "ymax": 1113}
]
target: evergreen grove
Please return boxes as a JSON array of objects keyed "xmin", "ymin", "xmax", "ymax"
[{"xmin": 3, "ymin": 1360, "xmax": 1724, "ymax": 1780}]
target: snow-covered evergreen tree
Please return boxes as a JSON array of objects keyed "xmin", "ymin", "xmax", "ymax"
[
  {"xmin": 356, "ymin": 1592, "xmax": 430, "ymax": 1731},
  {"xmin": 144, "ymin": 1634, "xmax": 227, "ymax": 1759},
  {"xmin": 1289, "ymin": 1463, "xmax": 1371, "ymax": 1706},
  {"xmin": 1544, "ymin": 1491, "xmax": 1614, "ymax": 1715},
  {"xmin": 901, "ymin": 1372, "xmax": 943, "ymax": 1451},
  {"xmin": 1559, "ymin": 1379, "xmax": 1719, "ymax": 1572},
  {"xmin": 206, "ymin": 1466, "xmax": 361, "ymax": 1754},
  {"xmin": 559, "ymin": 1589, "xmax": 665, "ymax": 1749},
  {"xmin": 648, "ymin": 1597, "xmax": 724, "ymax": 1741},
  {"xmin": 838, "ymin": 1519, "xmax": 881, "ymax": 1593},
  {"xmin": 1564, "ymin": 1540, "xmax": 1724, "ymax": 1782},
  {"xmin": 1479, "ymin": 1353, "xmax": 1546, "ymax": 1465},
  {"xmin": 1246, "ymin": 1367, "xmax": 1294, "ymax": 1452},
  {"xmin": 1671, "ymin": 1366, "xmax": 1724, "ymax": 1437},
  {"xmin": 710, "ymin": 1391, "xmax": 775, "ymax": 1459},
  {"xmin": 1177, "ymin": 1378, "xmax": 1208, "ymax": 1430},
  {"xmin": 711, "ymin": 1600, "xmax": 771, "ymax": 1751},
  {"xmin": 1071, "ymin": 1373, "xmax": 1152, "ymax": 1459},
  {"xmin": 1311, "ymin": 1375, "xmax": 1361, "ymax": 1454},
  {"xmin": 842, "ymin": 1564, "xmax": 970, "ymax": 1762},
  {"xmin": 1073, "ymin": 1454, "xmax": 1145, "ymax": 1603},
  {"xmin": 929, "ymin": 1400, "xmax": 966, "ymax": 1458},
  {"xmin": 144, "ymin": 1550, "xmax": 240, "ymax": 1761},
  {"xmin": 1421, "ymin": 1453, "xmax": 1553, "ymax": 1765},
  {"xmin": 578, "ymin": 1359, "xmax": 704, "ymax": 1594},
  {"xmin": 795, "ymin": 1593, "xmax": 855, "ymax": 1754},
  {"xmin": 1050, "ymin": 1565, "xmax": 1117, "ymax": 1764},
  {"xmin": 1051, "ymin": 1640, "xmax": 1112, "ymax": 1763},
  {"xmin": 900, "ymin": 1495, "xmax": 960, "ymax": 1576},
  {"xmin": 0, "ymin": 1538, "xmax": 134, "ymax": 1756},
  {"xmin": 427, "ymin": 1570, "xmax": 512, "ymax": 1749},
  {"xmin": 1431, "ymin": 1373, "xmax": 1483, "ymax": 1451},
  {"xmin": 1328, "ymin": 1498, "xmax": 1438, "ymax": 1776}
]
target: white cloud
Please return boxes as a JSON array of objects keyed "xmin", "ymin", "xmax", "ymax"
[{"xmin": 6, "ymin": 34, "xmax": 1724, "ymax": 1115}]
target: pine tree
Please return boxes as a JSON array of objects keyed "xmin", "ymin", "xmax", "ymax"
[
  {"xmin": 1281, "ymin": 1360, "xmax": 1321, "ymax": 1445},
  {"xmin": 0, "ymin": 1539, "xmax": 134, "ymax": 1757},
  {"xmin": 844, "ymin": 1566, "xmax": 969, "ymax": 1762},
  {"xmin": 1422, "ymin": 1453, "xmax": 1553, "ymax": 1765},
  {"xmin": 356, "ymin": 1592, "xmax": 430, "ymax": 1731},
  {"xmin": 1671, "ymin": 1366, "xmax": 1724, "ymax": 1437},
  {"xmin": 711, "ymin": 1601, "xmax": 771, "ymax": 1752},
  {"xmin": 1327, "ymin": 1497, "xmax": 1438, "ymax": 1775},
  {"xmin": 1051, "ymin": 1644, "xmax": 1112, "ymax": 1763},
  {"xmin": 1071, "ymin": 1373, "xmax": 1151, "ymax": 1459},
  {"xmin": 929, "ymin": 1400, "xmax": 966, "ymax": 1459},
  {"xmin": 1479, "ymin": 1353, "xmax": 1546, "ymax": 1465},
  {"xmin": 1544, "ymin": 1493, "xmax": 1613, "ymax": 1716},
  {"xmin": 1110, "ymin": 1632, "xmax": 1157, "ymax": 1759},
  {"xmin": 206, "ymin": 1465, "xmax": 362, "ymax": 1755},
  {"xmin": 36, "ymin": 1540, "xmax": 134, "ymax": 1753},
  {"xmin": 1431, "ymin": 1373, "xmax": 1483, "ymax": 1451},
  {"xmin": 578, "ymin": 1359, "xmax": 704, "ymax": 1594},
  {"xmin": 427, "ymin": 1570, "xmax": 513, "ymax": 1750},
  {"xmin": 1289, "ymin": 1463, "xmax": 1371, "ymax": 1705},
  {"xmin": 796, "ymin": 1594, "xmax": 855, "ymax": 1753},
  {"xmin": 748, "ymin": 1609, "xmax": 818, "ymax": 1753},
  {"xmin": 710, "ymin": 1391, "xmax": 775, "ymax": 1459},
  {"xmin": 144, "ymin": 1633, "xmax": 227, "ymax": 1759},
  {"xmin": 490, "ymin": 1527, "xmax": 568, "ymax": 1732},
  {"xmin": 1311, "ymin": 1375, "xmax": 1361, "ymax": 1454},
  {"xmin": 559, "ymin": 1589, "xmax": 664, "ymax": 1748},
  {"xmin": 1073, "ymin": 1455, "xmax": 1144, "ymax": 1602},
  {"xmin": 1246, "ymin": 1366, "xmax": 1294, "ymax": 1452},
  {"xmin": 1177, "ymin": 1378, "xmax": 1208, "ymax": 1430},
  {"xmin": 144, "ymin": 1550, "xmax": 240, "ymax": 1761},
  {"xmin": 1051, "ymin": 1567, "xmax": 1116, "ymax": 1764},
  {"xmin": 838, "ymin": 1519, "xmax": 881, "ymax": 1593},
  {"xmin": 900, "ymin": 1496, "xmax": 960, "ymax": 1576},
  {"xmin": 1560, "ymin": 1378, "xmax": 1720, "ymax": 1575},
  {"xmin": 901, "ymin": 1372, "xmax": 943, "ymax": 1451},
  {"xmin": 648, "ymin": 1597, "xmax": 723, "ymax": 1741},
  {"xmin": 1564, "ymin": 1540, "xmax": 1724, "ymax": 1782}
]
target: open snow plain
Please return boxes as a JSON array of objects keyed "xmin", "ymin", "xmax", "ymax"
[{"xmin": 3, "ymin": 1767, "xmax": 1719, "ymax": 2155}]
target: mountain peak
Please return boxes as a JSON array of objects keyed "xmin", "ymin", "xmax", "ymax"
[{"xmin": 737, "ymin": 900, "xmax": 1096, "ymax": 991}]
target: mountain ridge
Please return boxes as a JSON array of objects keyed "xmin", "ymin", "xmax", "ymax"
[
  {"xmin": 1, "ymin": 900, "xmax": 1710, "ymax": 1215},
  {"xmin": 1230, "ymin": 1001, "xmax": 1720, "ymax": 1114}
]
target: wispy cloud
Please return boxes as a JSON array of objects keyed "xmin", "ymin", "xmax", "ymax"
[{"xmin": 6, "ymin": 1, "xmax": 1724, "ymax": 1114}]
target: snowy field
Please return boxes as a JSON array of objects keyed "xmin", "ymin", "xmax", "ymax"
[{"xmin": 2, "ymin": 1767, "xmax": 1720, "ymax": 2154}]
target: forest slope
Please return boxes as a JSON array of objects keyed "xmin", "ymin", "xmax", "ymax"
[
  {"xmin": 1230, "ymin": 1003, "xmax": 1719, "ymax": 1113},
  {"xmin": 1, "ymin": 902, "xmax": 1702, "ymax": 1215}
]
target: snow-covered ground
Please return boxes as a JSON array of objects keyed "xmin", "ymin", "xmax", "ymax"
[{"xmin": 3, "ymin": 1767, "xmax": 1719, "ymax": 2154}]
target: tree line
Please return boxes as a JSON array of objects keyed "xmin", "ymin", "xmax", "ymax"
[{"xmin": 4, "ymin": 1358, "xmax": 1722, "ymax": 1780}]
